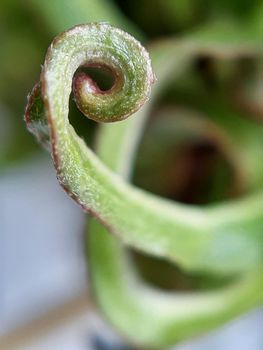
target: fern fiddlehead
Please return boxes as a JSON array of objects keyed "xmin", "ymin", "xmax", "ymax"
[{"xmin": 25, "ymin": 23, "xmax": 263, "ymax": 348}]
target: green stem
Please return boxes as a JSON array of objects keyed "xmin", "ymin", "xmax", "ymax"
[
  {"xmin": 25, "ymin": 21, "xmax": 263, "ymax": 349},
  {"xmin": 25, "ymin": 24, "xmax": 263, "ymax": 274}
]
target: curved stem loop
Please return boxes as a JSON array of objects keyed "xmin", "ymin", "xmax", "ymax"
[{"xmin": 25, "ymin": 23, "xmax": 263, "ymax": 275}]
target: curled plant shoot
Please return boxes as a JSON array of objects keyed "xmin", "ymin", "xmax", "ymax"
[
  {"xmin": 25, "ymin": 23, "xmax": 263, "ymax": 348},
  {"xmin": 26, "ymin": 23, "xmax": 263, "ymax": 274}
]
